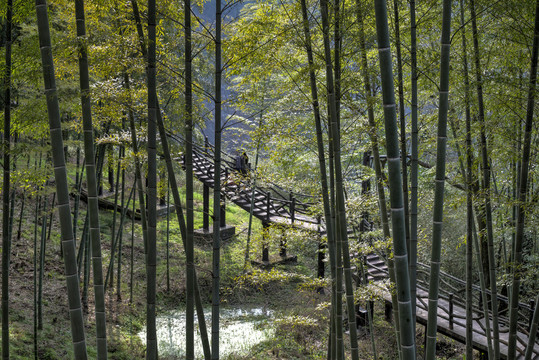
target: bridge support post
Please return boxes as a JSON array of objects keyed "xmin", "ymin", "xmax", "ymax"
[
  {"xmin": 384, "ymin": 300, "xmax": 393, "ymax": 322},
  {"xmin": 262, "ymin": 222, "xmax": 270, "ymax": 262},
  {"xmin": 203, "ymin": 184, "xmax": 209, "ymax": 230},
  {"xmin": 220, "ymin": 200, "xmax": 226, "ymax": 227},
  {"xmin": 279, "ymin": 227, "xmax": 287, "ymax": 257}
]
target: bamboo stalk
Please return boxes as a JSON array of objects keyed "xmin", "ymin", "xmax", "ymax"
[
  {"xmin": 425, "ymin": 1, "xmax": 452, "ymax": 358},
  {"xmin": 508, "ymin": 1, "xmax": 539, "ymax": 357},
  {"xmin": 35, "ymin": 1, "xmax": 88, "ymax": 356},
  {"xmin": 74, "ymin": 1, "xmax": 108, "ymax": 355},
  {"xmin": 373, "ymin": 0, "xmax": 415, "ymax": 357}
]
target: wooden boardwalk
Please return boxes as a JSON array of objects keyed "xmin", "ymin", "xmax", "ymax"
[
  {"xmin": 365, "ymin": 256, "xmax": 539, "ymax": 359},
  {"xmin": 176, "ymin": 136, "xmax": 538, "ymax": 359}
]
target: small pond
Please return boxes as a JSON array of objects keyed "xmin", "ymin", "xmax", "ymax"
[{"xmin": 138, "ymin": 307, "xmax": 274, "ymax": 359}]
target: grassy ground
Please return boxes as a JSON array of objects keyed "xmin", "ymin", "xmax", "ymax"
[{"xmin": 1, "ymin": 180, "xmax": 469, "ymax": 359}]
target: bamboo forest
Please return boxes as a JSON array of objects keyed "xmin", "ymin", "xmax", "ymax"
[{"xmin": 1, "ymin": 0, "xmax": 539, "ymax": 359}]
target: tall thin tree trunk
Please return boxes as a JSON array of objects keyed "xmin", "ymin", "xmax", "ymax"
[
  {"xmin": 392, "ymin": 0, "xmax": 410, "ymax": 260},
  {"xmin": 117, "ymin": 144, "xmax": 126, "ymax": 301},
  {"xmin": 185, "ymin": 0, "xmax": 195, "ymax": 358},
  {"xmin": 356, "ymin": 3, "xmax": 401, "ymax": 356},
  {"xmin": 35, "ymin": 1, "xmax": 88, "ymax": 357},
  {"xmin": 38, "ymin": 193, "xmax": 48, "ymax": 330},
  {"xmin": 33, "ymin": 193, "xmax": 40, "ymax": 360},
  {"xmin": 508, "ymin": 1, "xmax": 539, "ymax": 358},
  {"xmin": 373, "ymin": 1, "xmax": 416, "ymax": 358},
  {"xmin": 109, "ymin": 150, "xmax": 120, "ymax": 289},
  {"xmin": 211, "ymin": 0, "xmax": 222, "ymax": 358},
  {"xmin": 1, "ymin": 1, "xmax": 12, "ymax": 358},
  {"xmin": 166, "ymin": 180, "xmax": 170, "ymax": 292},
  {"xmin": 525, "ymin": 293, "xmax": 539, "ymax": 359},
  {"xmin": 299, "ymin": 1, "xmax": 338, "ymax": 357},
  {"xmin": 320, "ymin": 0, "xmax": 359, "ymax": 358},
  {"xmin": 425, "ymin": 1, "xmax": 452, "ymax": 358},
  {"xmin": 74, "ymin": 1, "xmax": 108, "ymax": 356},
  {"xmin": 128, "ymin": 1, "xmax": 211, "ymax": 353},
  {"xmin": 146, "ymin": 0, "xmax": 158, "ymax": 358},
  {"xmin": 469, "ymin": 1, "xmax": 501, "ymax": 356},
  {"xmin": 409, "ymin": 0, "xmax": 418, "ymax": 334},
  {"xmin": 458, "ymin": 0, "xmax": 474, "ymax": 357}
]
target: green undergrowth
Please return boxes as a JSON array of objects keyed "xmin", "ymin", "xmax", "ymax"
[{"xmin": 2, "ymin": 182, "xmax": 468, "ymax": 359}]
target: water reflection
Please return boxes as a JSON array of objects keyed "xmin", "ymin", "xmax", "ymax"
[{"xmin": 138, "ymin": 307, "xmax": 274, "ymax": 359}]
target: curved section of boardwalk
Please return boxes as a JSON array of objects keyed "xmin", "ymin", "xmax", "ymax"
[
  {"xmin": 365, "ymin": 256, "xmax": 539, "ymax": 359},
  {"xmin": 173, "ymin": 135, "xmax": 538, "ymax": 359}
]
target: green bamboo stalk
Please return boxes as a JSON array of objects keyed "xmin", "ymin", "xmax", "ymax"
[
  {"xmin": 524, "ymin": 294, "xmax": 539, "ymax": 359},
  {"xmin": 373, "ymin": 0, "xmax": 415, "ymax": 358},
  {"xmin": 409, "ymin": 0, "xmax": 418, "ymax": 333},
  {"xmin": 35, "ymin": 1, "xmax": 87, "ymax": 357},
  {"xmin": 469, "ymin": 1, "xmax": 500, "ymax": 356},
  {"xmin": 146, "ymin": 0, "xmax": 158, "ymax": 357},
  {"xmin": 2, "ymin": 1, "xmax": 13, "ymax": 357},
  {"xmin": 318, "ymin": 1, "xmax": 342, "ymax": 358},
  {"xmin": 117, "ymin": 144, "xmax": 126, "ymax": 301},
  {"xmin": 128, "ymin": 1, "xmax": 211, "ymax": 353},
  {"xmin": 72, "ymin": 150, "xmax": 84, "ymax": 244},
  {"xmin": 334, "ymin": 0, "xmax": 341, "ymax": 126},
  {"xmin": 105, "ymin": 183, "xmax": 135, "ymax": 289},
  {"xmin": 212, "ymin": 0, "xmax": 222, "ymax": 357},
  {"xmin": 243, "ymin": 132, "xmax": 260, "ymax": 271},
  {"xmin": 16, "ymin": 192, "xmax": 26, "ymax": 243},
  {"xmin": 77, "ymin": 213, "xmax": 89, "ymax": 276},
  {"xmin": 166, "ymin": 180, "xmax": 170, "ymax": 292},
  {"xmin": 109, "ymin": 150, "xmax": 121, "ymax": 289},
  {"xmin": 82, "ymin": 216, "xmax": 90, "ymax": 311},
  {"xmin": 185, "ymin": 0, "xmax": 195, "ymax": 358},
  {"xmin": 130, "ymin": 179, "xmax": 136, "ymax": 305},
  {"xmin": 392, "ymin": 0, "xmax": 410, "ymax": 261},
  {"xmin": 33, "ymin": 193, "xmax": 39, "ymax": 360},
  {"xmin": 508, "ymin": 1, "xmax": 539, "ymax": 358},
  {"xmin": 319, "ymin": 0, "xmax": 358, "ymax": 358},
  {"xmin": 458, "ymin": 0, "xmax": 474, "ymax": 357},
  {"xmin": 74, "ymin": 0, "xmax": 108, "ymax": 355},
  {"xmin": 297, "ymin": 6, "xmax": 338, "ymax": 355},
  {"xmin": 472, "ymin": 213, "xmax": 493, "ymax": 358},
  {"xmin": 424, "ymin": 1, "xmax": 452, "ymax": 358},
  {"xmin": 125, "ymin": 74, "xmax": 148, "ymax": 254},
  {"xmin": 38, "ymin": 192, "xmax": 48, "ymax": 330},
  {"xmin": 356, "ymin": 3, "xmax": 401, "ymax": 357}
]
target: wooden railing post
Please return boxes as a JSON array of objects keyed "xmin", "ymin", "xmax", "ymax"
[
  {"xmin": 449, "ymin": 293, "xmax": 454, "ymax": 329},
  {"xmin": 266, "ymin": 191, "xmax": 271, "ymax": 223}
]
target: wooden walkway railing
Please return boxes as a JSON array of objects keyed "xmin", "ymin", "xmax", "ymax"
[
  {"xmin": 363, "ymin": 255, "xmax": 539, "ymax": 359},
  {"xmin": 170, "ymin": 134, "xmax": 537, "ymax": 358},
  {"xmin": 169, "ymin": 134, "xmax": 320, "ymax": 228}
]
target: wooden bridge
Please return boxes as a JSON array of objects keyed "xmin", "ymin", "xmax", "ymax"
[
  {"xmin": 170, "ymin": 134, "xmax": 321, "ymax": 230},
  {"xmin": 171, "ymin": 135, "xmax": 538, "ymax": 359},
  {"xmin": 363, "ymin": 254, "xmax": 539, "ymax": 359}
]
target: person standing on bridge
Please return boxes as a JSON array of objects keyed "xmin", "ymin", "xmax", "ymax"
[
  {"xmin": 235, "ymin": 150, "xmax": 249, "ymax": 175},
  {"xmin": 240, "ymin": 151, "xmax": 249, "ymax": 175}
]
